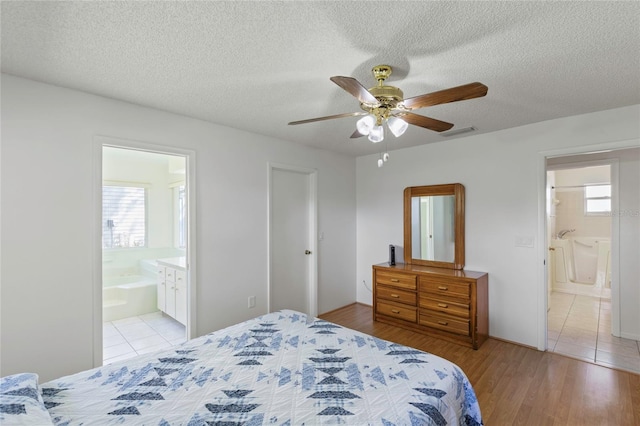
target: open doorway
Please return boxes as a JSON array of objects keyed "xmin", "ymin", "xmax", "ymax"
[
  {"xmin": 544, "ymin": 147, "xmax": 640, "ymax": 374},
  {"xmin": 101, "ymin": 146, "xmax": 190, "ymax": 364}
]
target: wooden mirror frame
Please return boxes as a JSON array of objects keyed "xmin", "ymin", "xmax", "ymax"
[{"xmin": 403, "ymin": 183, "xmax": 465, "ymax": 270}]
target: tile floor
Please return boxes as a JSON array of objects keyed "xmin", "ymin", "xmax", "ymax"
[
  {"xmin": 103, "ymin": 311, "xmax": 186, "ymax": 364},
  {"xmin": 548, "ymin": 291, "xmax": 640, "ymax": 374}
]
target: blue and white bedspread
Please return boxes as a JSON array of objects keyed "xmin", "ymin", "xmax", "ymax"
[{"xmin": 41, "ymin": 310, "xmax": 483, "ymax": 425}]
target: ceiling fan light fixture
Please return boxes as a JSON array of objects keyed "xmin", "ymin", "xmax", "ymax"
[
  {"xmin": 387, "ymin": 116, "xmax": 408, "ymax": 137},
  {"xmin": 368, "ymin": 125, "xmax": 384, "ymax": 143},
  {"xmin": 356, "ymin": 114, "xmax": 376, "ymax": 135}
]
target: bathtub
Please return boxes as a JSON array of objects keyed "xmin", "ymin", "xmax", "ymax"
[
  {"xmin": 103, "ymin": 275, "xmax": 158, "ymax": 322},
  {"xmin": 551, "ymin": 236, "xmax": 611, "ymax": 298}
]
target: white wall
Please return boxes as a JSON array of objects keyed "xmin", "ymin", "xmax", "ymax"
[
  {"xmin": 356, "ymin": 104, "xmax": 640, "ymax": 347},
  {"xmin": 617, "ymin": 152, "xmax": 640, "ymax": 340},
  {"xmin": 0, "ymin": 74, "xmax": 356, "ymax": 381}
]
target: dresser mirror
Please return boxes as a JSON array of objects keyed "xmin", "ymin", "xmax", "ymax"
[{"xmin": 403, "ymin": 183, "xmax": 465, "ymax": 269}]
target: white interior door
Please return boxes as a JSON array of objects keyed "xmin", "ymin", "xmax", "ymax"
[{"xmin": 269, "ymin": 164, "xmax": 317, "ymax": 316}]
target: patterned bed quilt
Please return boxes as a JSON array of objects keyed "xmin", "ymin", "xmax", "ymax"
[{"xmin": 41, "ymin": 310, "xmax": 483, "ymax": 425}]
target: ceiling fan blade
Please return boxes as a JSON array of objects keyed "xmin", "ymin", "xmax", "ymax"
[
  {"xmin": 350, "ymin": 129, "xmax": 365, "ymax": 139},
  {"xmin": 288, "ymin": 111, "xmax": 366, "ymax": 126},
  {"xmin": 330, "ymin": 76, "xmax": 380, "ymax": 105},
  {"xmin": 403, "ymin": 82, "xmax": 488, "ymax": 110},
  {"xmin": 400, "ymin": 112, "xmax": 454, "ymax": 132}
]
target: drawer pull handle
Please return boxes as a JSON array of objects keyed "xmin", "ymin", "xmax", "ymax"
[
  {"xmin": 391, "ymin": 309, "xmax": 400, "ymax": 314},
  {"xmin": 390, "ymin": 294, "xmax": 400, "ymax": 298},
  {"xmin": 437, "ymin": 303, "xmax": 448, "ymax": 308},
  {"xmin": 438, "ymin": 286, "xmax": 448, "ymax": 291},
  {"xmin": 390, "ymin": 278, "xmax": 400, "ymax": 283},
  {"xmin": 438, "ymin": 321, "xmax": 449, "ymax": 326}
]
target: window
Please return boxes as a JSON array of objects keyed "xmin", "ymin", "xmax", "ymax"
[
  {"xmin": 103, "ymin": 185, "xmax": 147, "ymax": 248},
  {"xmin": 584, "ymin": 184, "xmax": 611, "ymax": 215}
]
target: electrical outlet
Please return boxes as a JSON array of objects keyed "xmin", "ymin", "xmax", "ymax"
[{"xmin": 248, "ymin": 296, "xmax": 256, "ymax": 308}]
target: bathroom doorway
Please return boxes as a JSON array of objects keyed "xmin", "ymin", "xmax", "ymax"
[
  {"xmin": 100, "ymin": 143, "xmax": 194, "ymax": 365},
  {"xmin": 545, "ymin": 148, "xmax": 640, "ymax": 374},
  {"xmin": 548, "ymin": 163, "xmax": 612, "ymax": 298}
]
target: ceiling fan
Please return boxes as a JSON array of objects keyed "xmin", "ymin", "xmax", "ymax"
[{"xmin": 288, "ymin": 65, "xmax": 488, "ymax": 161}]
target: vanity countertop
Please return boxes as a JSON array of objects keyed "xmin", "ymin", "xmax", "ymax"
[{"xmin": 157, "ymin": 256, "xmax": 186, "ymax": 270}]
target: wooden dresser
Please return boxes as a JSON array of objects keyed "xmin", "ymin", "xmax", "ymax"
[{"xmin": 373, "ymin": 263, "xmax": 488, "ymax": 349}]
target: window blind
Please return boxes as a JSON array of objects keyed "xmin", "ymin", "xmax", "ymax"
[{"xmin": 103, "ymin": 186, "xmax": 147, "ymax": 248}]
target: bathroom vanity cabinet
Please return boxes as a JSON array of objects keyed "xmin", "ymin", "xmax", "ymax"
[
  {"xmin": 157, "ymin": 258, "xmax": 187, "ymax": 325},
  {"xmin": 373, "ymin": 263, "xmax": 489, "ymax": 349}
]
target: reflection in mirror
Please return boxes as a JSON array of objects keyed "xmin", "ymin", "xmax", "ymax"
[
  {"xmin": 411, "ymin": 195, "xmax": 455, "ymax": 262},
  {"xmin": 404, "ymin": 183, "xmax": 464, "ymax": 269}
]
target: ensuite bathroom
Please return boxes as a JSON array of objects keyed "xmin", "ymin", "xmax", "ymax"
[
  {"xmin": 102, "ymin": 146, "xmax": 188, "ymax": 364},
  {"xmin": 548, "ymin": 164, "xmax": 612, "ymax": 299},
  {"xmin": 547, "ymin": 161, "xmax": 640, "ymax": 374}
]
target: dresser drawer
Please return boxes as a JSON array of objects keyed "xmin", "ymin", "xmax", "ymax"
[
  {"xmin": 377, "ymin": 301, "xmax": 417, "ymax": 323},
  {"xmin": 373, "ymin": 263, "xmax": 488, "ymax": 350},
  {"xmin": 420, "ymin": 312, "xmax": 470, "ymax": 336},
  {"xmin": 376, "ymin": 271, "xmax": 417, "ymax": 291},
  {"xmin": 419, "ymin": 296, "xmax": 470, "ymax": 318},
  {"xmin": 377, "ymin": 286, "xmax": 417, "ymax": 306},
  {"xmin": 420, "ymin": 276, "xmax": 470, "ymax": 299}
]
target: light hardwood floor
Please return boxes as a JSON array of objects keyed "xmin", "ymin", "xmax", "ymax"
[{"xmin": 318, "ymin": 303, "xmax": 640, "ymax": 426}]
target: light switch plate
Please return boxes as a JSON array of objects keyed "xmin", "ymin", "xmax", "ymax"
[{"xmin": 516, "ymin": 236, "xmax": 535, "ymax": 248}]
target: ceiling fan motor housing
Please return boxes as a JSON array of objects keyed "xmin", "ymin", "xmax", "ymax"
[
  {"xmin": 362, "ymin": 85, "xmax": 405, "ymax": 123},
  {"xmin": 362, "ymin": 65, "xmax": 405, "ymax": 117},
  {"xmin": 368, "ymin": 85, "xmax": 404, "ymax": 103}
]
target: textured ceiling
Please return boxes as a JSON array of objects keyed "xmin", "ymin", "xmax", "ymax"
[{"xmin": 2, "ymin": 1, "xmax": 639, "ymax": 156}]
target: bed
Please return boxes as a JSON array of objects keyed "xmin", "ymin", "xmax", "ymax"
[{"xmin": 1, "ymin": 309, "xmax": 483, "ymax": 425}]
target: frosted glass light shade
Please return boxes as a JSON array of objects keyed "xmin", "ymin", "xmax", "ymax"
[
  {"xmin": 387, "ymin": 116, "xmax": 408, "ymax": 137},
  {"xmin": 368, "ymin": 125, "xmax": 384, "ymax": 143},
  {"xmin": 356, "ymin": 114, "xmax": 376, "ymax": 135}
]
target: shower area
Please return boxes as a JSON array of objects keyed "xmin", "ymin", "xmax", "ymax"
[{"xmin": 548, "ymin": 164, "xmax": 611, "ymax": 298}]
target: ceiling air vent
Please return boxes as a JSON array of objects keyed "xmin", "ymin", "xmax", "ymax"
[{"xmin": 440, "ymin": 126, "xmax": 476, "ymax": 137}]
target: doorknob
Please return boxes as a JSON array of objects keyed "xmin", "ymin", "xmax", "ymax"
[{"xmin": 305, "ymin": 250, "xmax": 312, "ymax": 255}]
